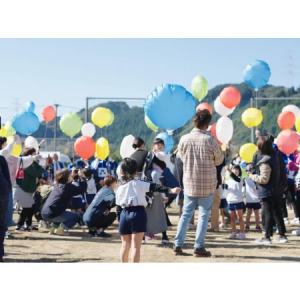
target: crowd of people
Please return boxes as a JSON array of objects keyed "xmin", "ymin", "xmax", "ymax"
[{"xmin": 1, "ymin": 109, "xmax": 300, "ymax": 263}]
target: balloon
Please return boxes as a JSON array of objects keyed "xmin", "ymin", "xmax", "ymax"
[
  {"xmin": 107, "ymin": 110, "xmax": 115, "ymax": 126},
  {"xmin": 144, "ymin": 84, "xmax": 197, "ymax": 131},
  {"xmin": 214, "ymin": 96, "xmax": 235, "ymax": 117},
  {"xmin": 4, "ymin": 121, "xmax": 16, "ymax": 137},
  {"xmin": 241, "ymin": 108, "xmax": 263, "ymax": 128},
  {"xmin": 96, "ymin": 137, "xmax": 110, "ymax": 160},
  {"xmin": 277, "ymin": 129, "xmax": 299, "ymax": 155},
  {"xmin": 210, "ymin": 123, "xmax": 222, "ymax": 145},
  {"xmin": 11, "ymin": 110, "xmax": 40, "ymax": 135},
  {"xmin": 243, "ymin": 60, "xmax": 271, "ymax": 90},
  {"xmin": 42, "ymin": 106, "xmax": 56, "ymax": 123},
  {"xmin": 6, "ymin": 137, "xmax": 22, "ymax": 156},
  {"xmin": 120, "ymin": 134, "xmax": 135, "ymax": 159},
  {"xmin": 196, "ymin": 102, "xmax": 212, "ymax": 115},
  {"xmin": 59, "ymin": 112, "xmax": 82, "ymax": 137},
  {"xmin": 241, "ymin": 168, "xmax": 248, "ymax": 179},
  {"xmin": 220, "ymin": 86, "xmax": 241, "ymax": 109},
  {"xmin": 74, "ymin": 136, "xmax": 96, "ymax": 160},
  {"xmin": 155, "ymin": 132, "xmax": 174, "ymax": 154},
  {"xmin": 239, "ymin": 143, "xmax": 257, "ymax": 163},
  {"xmin": 277, "ymin": 111, "xmax": 295, "ymax": 130},
  {"xmin": 145, "ymin": 115, "xmax": 159, "ymax": 131},
  {"xmin": 25, "ymin": 101, "xmax": 35, "ymax": 113},
  {"xmin": 0, "ymin": 126, "xmax": 6, "ymax": 137},
  {"xmin": 81, "ymin": 122, "xmax": 96, "ymax": 137},
  {"xmin": 91, "ymin": 107, "xmax": 111, "ymax": 128},
  {"xmin": 216, "ymin": 116, "xmax": 233, "ymax": 145},
  {"xmin": 191, "ymin": 75, "xmax": 208, "ymax": 101},
  {"xmin": 24, "ymin": 136, "xmax": 39, "ymax": 153},
  {"xmin": 282, "ymin": 105, "xmax": 300, "ymax": 120}
]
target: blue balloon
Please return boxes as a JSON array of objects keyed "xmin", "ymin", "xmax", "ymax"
[
  {"xmin": 243, "ymin": 60, "xmax": 271, "ymax": 90},
  {"xmin": 11, "ymin": 110, "xmax": 40, "ymax": 135},
  {"xmin": 25, "ymin": 101, "xmax": 36, "ymax": 113},
  {"xmin": 144, "ymin": 84, "xmax": 197, "ymax": 131},
  {"xmin": 155, "ymin": 132, "xmax": 174, "ymax": 154}
]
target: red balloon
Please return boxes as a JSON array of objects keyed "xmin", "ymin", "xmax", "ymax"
[
  {"xmin": 74, "ymin": 136, "xmax": 96, "ymax": 160},
  {"xmin": 42, "ymin": 106, "xmax": 56, "ymax": 123},
  {"xmin": 196, "ymin": 102, "xmax": 212, "ymax": 115},
  {"xmin": 210, "ymin": 123, "xmax": 222, "ymax": 145},
  {"xmin": 220, "ymin": 87, "xmax": 241, "ymax": 109},
  {"xmin": 277, "ymin": 111, "xmax": 295, "ymax": 130},
  {"xmin": 277, "ymin": 129, "xmax": 299, "ymax": 155}
]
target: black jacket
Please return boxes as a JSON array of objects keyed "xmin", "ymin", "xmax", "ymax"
[{"xmin": 0, "ymin": 155, "xmax": 11, "ymax": 201}]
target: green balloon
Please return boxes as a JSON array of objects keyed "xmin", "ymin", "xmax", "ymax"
[
  {"xmin": 107, "ymin": 110, "xmax": 114, "ymax": 126},
  {"xmin": 60, "ymin": 112, "xmax": 82, "ymax": 137},
  {"xmin": 191, "ymin": 75, "xmax": 208, "ymax": 101},
  {"xmin": 4, "ymin": 121, "xmax": 16, "ymax": 137},
  {"xmin": 145, "ymin": 115, "xmax": 159, "ymax": 131}
]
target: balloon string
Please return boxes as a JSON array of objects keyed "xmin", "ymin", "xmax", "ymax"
[{"xmin": 44, "ymin": 122, "xmax": 48, "ymax": 139}]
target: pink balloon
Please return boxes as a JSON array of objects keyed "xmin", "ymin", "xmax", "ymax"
[{"xmin": 277, "ymin": 130, "xmax": 299, "ymax": 155}]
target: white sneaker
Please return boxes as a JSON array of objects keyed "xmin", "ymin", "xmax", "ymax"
[
  {"xmin": 161, "ymin": 239, "xmax": 169, "ymax": 244},
  {"xmin": 188, "ymin": 224, "xmax": 197, "ymax": 230},
  {"xmin": 142, "ymin": 240, "xmax": 146, "ymax": 244},
  {"xmin": 255, "ymin": 238, "xmax": 272, "ymax": 245},
  {"xmin": 292, "ymin": 229, "xmax": 300, "ymax": 236},
  {"xmin": 284, "ymin": 218, "xmax": 290, "ymax": 225},
  {"xmin": 236, "ymin": 232, "xmax": 246, "ymax": 240},
  {"xmin": 228, "ymin": 232, "xmax": 237, "ymax": 239},
  {"xmin": 219, "ymin": 223, "xmax": 226, "ymax": 229},
  {"xmin": 273, "ymin": 236, "xmax": 288, "ymax": 243},
  {"xmin": 290, "ymin": 218, "xmax": 300, "ymax": 225},
  {"xmin": 39, "ymin": 220, "xmax": 49, "ymax": 229}
]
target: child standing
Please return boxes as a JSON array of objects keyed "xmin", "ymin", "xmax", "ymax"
[
  {"xmin": 83, "ymin": 168, "xmax": 97, "ymax": 207},
  {"xmin": 223, "ymin": 165, "xmax": 246, "ymax": 240},
  {"xmin": 70, "ymin": 169, "xmax": 85, "ymax": 212},
  {"xmin": 244, "ymin": 175, "xmax": 262, "ymax": 232},
  {"xmin": 151, "ymin": 138, "xmax": 167, "ymax": 184},
  {"xmin": 219, "ymin": 181, "xmax": 227, "ymax": 228},
  {"xmin": 116, "ymin": 158, "xmax": 180, "ymax": 263}
]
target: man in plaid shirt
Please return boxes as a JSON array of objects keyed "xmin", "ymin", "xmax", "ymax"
[{"xmin": 173, "ymin": 110, "xmax": 224, "ymax": 257}]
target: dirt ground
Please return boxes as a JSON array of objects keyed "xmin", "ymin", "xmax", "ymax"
[{"xmin": 3, "ymin": 207, "xmax": 300, "ymax": 263}]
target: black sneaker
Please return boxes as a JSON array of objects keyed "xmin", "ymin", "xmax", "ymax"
[
  {"xmin": 95, "ymin": 231, "xmax": 112, "ymax": 238},
  {"xmin": 0, "ymin": 257, "xmax": 4, "ymax": 263},
  {"xmin": 88, "ymin": 230, "xmax": 96, "ymax": 236}
]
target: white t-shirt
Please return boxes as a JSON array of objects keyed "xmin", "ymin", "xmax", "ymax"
[
  {"xmin": 116, "ymin": 180, "xmax": 150, "ymax": 208},
  {"xmin": 225, "ymin": 177, "xmax": 243, "ymax": 204},
  {"xmin": 243, "ymin": 177, "xmax": 259, "ymax": 203},
  {"xmin": 86, "ymin": 177, "xmax": 97, "ymax": 195}
]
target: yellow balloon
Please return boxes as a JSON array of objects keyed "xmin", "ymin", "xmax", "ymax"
[
  {"xmin": 241, "ymin": 108, "xmax": 263, "ymax": 127},
  {"xmin": 239, "ymin": 143, "xmax": 257, "ymax": 163},
  {"xmin": 6, "ymin": 137, "xmax": 22, "ymax": 156},
  {"xmin": 96, "ymin": 137, "xmax": 110, "ymax": 160},
  {"xmin": 91, "ymin": 107, "xmax": 111, "ymax": 128},
  {"xmin": 0, "ymin": 126, "xmax": 7, "ymax": 137},
  {"xmin": 295, "ymin": 116, "xmax": 300, "ymax": 132}
]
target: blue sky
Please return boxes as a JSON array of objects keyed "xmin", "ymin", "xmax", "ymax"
[{"xmin": 1, "ymin": 38, "xmax": 300, "ymax": 123}]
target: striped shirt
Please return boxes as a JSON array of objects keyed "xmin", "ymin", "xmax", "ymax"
[{"xmin": 179, "ymin": 128, "xmax": 224, "ymax": 197}]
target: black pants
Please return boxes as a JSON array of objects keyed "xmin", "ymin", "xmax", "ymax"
[
  {"xmin": 91, "ymin": 212, "xmax": 116, "ymax": 230},
  {"xmin": 294, "ymin": 190, "xmax": 300, "ymax": 219},
  {"xmin": 0, "ymin": 197, "xmax": 9, "ymax": 259},
  {"xmin": 285, "ymin": 181, "xmax": 300, "ymax": 218},
  {"xmin": 17, "ymin": 206, "xmax": 35, "ymax": 227},
  {"xmin": 262, "ymin": 194, "xmax": 286, "ymax": 238},
  {"xmin": 281, "ymin": 196, "xmax": 288, "ymax": 219}
]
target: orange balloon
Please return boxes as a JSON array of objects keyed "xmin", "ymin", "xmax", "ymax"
[
  {"xmin": 196, "ymin": 102, "xmax": 212, "ymax": 115},
  {"xmin": 74, "ymin": 136, "xmax": 96, "ymax": 160},
  {"xmin": 220, "ymin": 87, "xmax": 241, "ymax": 109},
  {"xmin": 210, "ymin": 123, "xmax": 222, "ymax": 145},
  {"xmin": 42, "ymin": 106, "xmax": 56, "ymax": 123},
  {"xmin": 277, "ymin": 129, "xmax": 299, "ymax": 155},
  {"xmin": 277, "ymin": 111, "xmax": 295, "ymax": 130}
]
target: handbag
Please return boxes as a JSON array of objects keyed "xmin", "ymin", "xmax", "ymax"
[{"xmin": 16, "ymin": 158, "xmax": 24, "ymax": 185}]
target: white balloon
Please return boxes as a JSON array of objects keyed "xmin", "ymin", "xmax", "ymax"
[
  {"xmin": 216, "ymin": 116, "xmax": 233, "ymax": 145},
  {"xmin": 116, "ymin": 164, "xmax": 121, "ymax": 179},
  {"xmin": 282, "ymin": 105, "xmax": 300, "ymax": 119},
  {"xmin": 214, "ymin": 96, "xmax": 236, "ymax": 117},
  {"xmin": 120, "ymin": 134, "xmax": 136, "ymax": 159},
  {"xmin": 81, "ymin": 122, "xmax": 96, "ymax": 137},
  {"xmin": 24, "ymin": 136, "xmax": 39, "ymax": 153}
]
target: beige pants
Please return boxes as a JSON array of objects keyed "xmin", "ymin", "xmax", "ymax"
[
  {"xmin": 179, "ymin": 199, "xmax": 195, "ymax": 224},
  {"xmin": 210, "ymin": 188, "xmax": 220, "ymax": 230}
]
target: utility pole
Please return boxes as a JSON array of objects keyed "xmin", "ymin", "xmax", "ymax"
[{"xmin": 54, "ymin": 104, "xmax": 59, "ymax": 151}]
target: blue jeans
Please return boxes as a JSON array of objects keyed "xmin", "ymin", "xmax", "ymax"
[
  {"xmin": 43, "ymin": 211, "xmax": 78, "ymax": 229},
  {"xmin": 5, "ymin": 190, "xmax": 13, "ymax": 228},
  {"xmin": 174, "ymin": 193, "xmax": 214, "ymax": 249}
]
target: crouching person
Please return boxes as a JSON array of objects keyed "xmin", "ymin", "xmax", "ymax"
[{"xmin": 83, "ymin": 175, "xmax": 117, "ymax": 238}]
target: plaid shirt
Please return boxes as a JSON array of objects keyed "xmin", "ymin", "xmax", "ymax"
[{"xmin": 179, "ymin": 128, "xmax": 224, "ymax": 197}]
